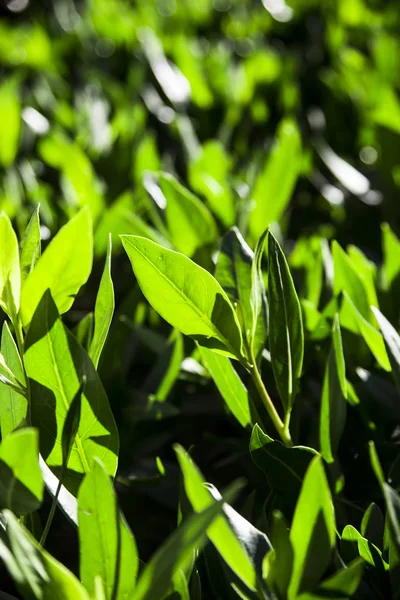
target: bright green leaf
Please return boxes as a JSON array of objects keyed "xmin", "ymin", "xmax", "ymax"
[
  {"xmin": 0, "ymin": 428, "xmax": 43, "ymax": 516},
  {"xmin": 21, "ymin": 207, "xmax": 93, "ymax": 329},
  {"xmin": 175, "ymin": 444, "xmax": 257, "ymax": 591},
  {"xmin": 288, "ymin": 456, "xmax": 336, "ymax": 599},
  {"xmin": 24, "ymin": 291, "xmax": 119, "ymax": 495},
  {"xmin": 78, "ymin": 458, "xmax": 138, "ymax": 600},
  {"xmin": 0, "ymin": 322, "xmax": 27, "ymax": 437},
  {"xmin": 0, "ymin": 212, "xmax": 20, "ymax": 321},
  {"xmin": 89, "ymin": 235, "xmax": 115, "ymax": 369},
  {"xmin": 199, "ymin": 346, "xmax": 252, "ymax": 428},
  {"xmin": 121, "ymin": 235, "xmax": 245, "ymax": 362},
  {"xmin": 0, "ymin": 78, "xmax": 20, "ymax": 167},
  {"xmin": 20, "ymin": 206, "xmax": 41, "ymax": 285},
  {"xmin": 0, "ymin": 510, "xmax": 90, "ymax": 600},
  {"xmin": 249, "ymin": 119, "xmax": 302, "ymax": 239}
]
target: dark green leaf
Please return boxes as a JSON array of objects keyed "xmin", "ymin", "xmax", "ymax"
[
  {"xmin": 320, "ymin": 315, "xmax": 347, "ymax": 463},
  {"xmin": 268, "ymin": 231, "xmax": 304, "ymax": 412},
  {"xmin": 250, "ymin": 424, "xmax": 317, "ymax": 501}
]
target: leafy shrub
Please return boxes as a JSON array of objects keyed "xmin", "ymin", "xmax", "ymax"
[{"xmin": 1, "ymin": 0, "xmax": 400, "ymax": 599}]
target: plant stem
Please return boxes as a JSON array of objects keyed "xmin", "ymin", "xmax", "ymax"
[
  {"xmin": 39, "ymin": 467, "xmax": 65, "ymax": 547},
  {"xmin": 248, "ymin": 350, "xmax": 293, "ymax": 447}
]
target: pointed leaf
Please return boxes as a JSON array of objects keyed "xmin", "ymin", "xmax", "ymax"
[
  {"xmin": 250, "ymin": 424, "xmax": 317, "ymax": 501},
  {"xmin": 24, "ymin": 291, "xmax": 119, "ymax": 495},
  {"xmin": 370, "ymin": 442, "xmax": 400, "ymax": 551},
  {"xmin": 372, "ymin": 306, "xmax": 400, "ymax": 389},
  {"xmin": 250, "ymin": 230, "xmax": 268, "ymax": 359},
  {"xmin": 20, "ymin": 206, "xmax": 41, "ymax": 285},
  {"xmin": 296, "ymin": 558, "xmax": 364, "ymax": 600},
  {"xmin": 249, "ymin": 119, "xmax": 302, "ymax": 239},
  {"xmin": 0, "ymin": 78, "xmax": 20, "ymax": 167},
  {"xmin": 320, "ymin": 315, "xmax": 347, "ymax": 463},
  {"xmin": 0, "ymin": 510, "xmax": 90, "ymax": 600},
  {"xmin": 265, "ymin": 511, "xmax": 293, "ymax": 598},
  {"xmin": 21, "ymin": 207, "xmax": 93, "ymax": 328},
  {"xmin": 0, "ymin": 322, "xmax": 27, "ymax": 437},
  {"xmin": 0, "ymin": 428, "xmax": 43, "ymax": 515},
  {"xmin": 175, "ymin": 444, "xmax": 257, "ymax": 591},
  {"xmin": 0, "ymin": 213, "xmax": 20, "ymax": 321},
  {"xmin": 89, "ymin": 235, "xmax": 114, "ymax": 369},
  {"xmin": 343, "ymin": 294, "xmax": 390, "ymax": 371},
  {"xmin": 78, "ymin": 458, "xmax": 138, "ymax": 600},
  {"xmin": 268, "ymin": 231, "xmax": 304, "ymax": 411},
  {"xmin": 199, "ymin": 346, "xmax": 252, "ymax": 428},
  {"xmin": 148, "ymin": 172, "xmax": 217, "ymax": 257},
  {"xmin": 288, "ymin": 456, "xmax": 336, "ymax": 599},
  {"xmin": 132, "ymin": 496, "xmax": 225, "ymax": 600},
  {"xmin": 121, "ymin": 235, "xmax": 245, "ymax": 362}
]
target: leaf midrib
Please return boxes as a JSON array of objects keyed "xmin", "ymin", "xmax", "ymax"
[
  {"xmin": 127, "ymin": 239, "xmax": 239, "ymax": 358},
  {"xmin": 45, "ymin": 295, "xmax": 89, "ymax": 474}
]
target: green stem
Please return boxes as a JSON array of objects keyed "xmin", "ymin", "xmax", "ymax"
[
  {"xmin": 248, "ymin": 350, "xmax": 293, "ymax": 447},
  {"xmin": 39, "ymin": 468, "xmax": 64, "ymax": 547}
]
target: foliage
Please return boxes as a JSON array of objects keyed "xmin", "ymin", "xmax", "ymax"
[{"xmin": 1, "ymin": 0, "xmax": 400, "ymax": 598}]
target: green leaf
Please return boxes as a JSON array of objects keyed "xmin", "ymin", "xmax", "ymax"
[
  {"xmin": 372, "ymin": 306, "xmax": 400, "ymax": 389},
  {"xmin": 265, "ymin": 511, "xmax": 293, "ymax": 598},
  {"xmin": 268, "ymin": 231, "xmax": 304, "ymax": 412},
  {"xmin": 0, "ymin": 78, "xmax": 20, "ymax": 167},
  {"xmin": 175, "ymin": 444, "xmax": 257, "ymax": 591},
  {"xmin": 361, "ymin": 503, "xmax": 384, "ymax": 550},
  {"xmin": 332, "ymin": 241, "xmax": 372, "ymax": 331},
  {"xmin": 370, "ymin": 442, "xmax": 400, "ymax": 551},
  {"xmin": 288, "ymin": 456, "xmax": 336, "ymax": 600},
  {"xmin": 24, "ymin": 291, "xmax": 119, "ymax": 495},
  {"xmin": 215, "ymin": 227, "xmax": 254, "ymax": 346},
  {"xmin": 250, "ymin": 229, "xmax": 269, "ymax": 360},
  {"xmin": 21, "ymin": 207, "xmax": 93, "ymax": 329},
  {"xmin": 320, "ymin": 315, "xmax": 347, "ymax": 463},
  {"xmin": 249, "ymin": 119, "xmax": 302, "ymax": 239},
  {"xmin": 0, "ymin": 322, "xmax": 27, "ymax": 437},
  {"xmin": 148, "ymin": 173, "xmax": 217, "ymax": 257},
  {"xmin": 296, "ymin": 558, "xmax": 364, "ymax": 600},
  {"xmin": 343, "ymin": 293, "xmax": 390, "ymax": 371},
  {"xmin": 74, "ymin": 313, "xmax": 94, "ymax": 352},
  {"xmin": 199, "ymin": 346, "xmax": 252, "ymax": 428},
  {"xmin": 0, "ymin": 509, "xmax": 90, "ymax": 600},
  {"xmin": 0, "ymin": 428, "xmax": 43, "ymax": 515},
  {"xmin": 121, "ymin": 235, "xmax": 245, "ymax": 362},
  {"xmin": 89, "ymin": 235, "xmax": 115, "ymax": 369},
  {"xmin": 382, "ymin": 223, "xmax": 400, "ymax": 290},
  {"xmin": 78, "ymin": 458, "xmax": 138, "ymax": 600},
  {"xmin": 20, "ymin": 206, "xmax": 41, "ymax": 285},
  {"xmin": 132, "ymin": 495, "xmax": 226, "ymax": 600},
  {"xmin": 347, "ymin": 245, "xmax": 379, "ymax": 310},
  {"xmin": 62, "ymin": 379, "xmax": 84, "ymax": 470},
  {"xmin": 250, "ymin": 424, "xmax": 317, "ymax": 501},
  {"xmin": 188, "ymin": 140, "xmax": 235, "ymax": 227},
  {"xmin": 0, "ymin": 212, "xmax": 20, "ymax": 321}
]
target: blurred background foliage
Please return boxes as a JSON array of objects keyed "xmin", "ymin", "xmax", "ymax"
[{"xmin": 2, "ymin": 0, "xmax": 400, "ymax": 581}]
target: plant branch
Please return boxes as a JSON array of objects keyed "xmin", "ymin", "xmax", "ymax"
[{"xmin": 248, "ymin": 349, "xmax": 293, "ymax": 447}]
